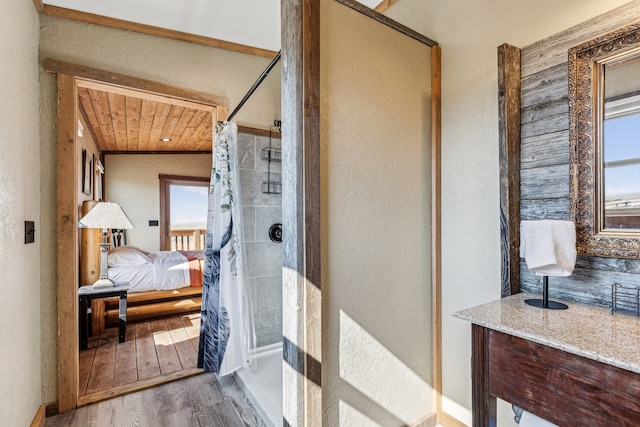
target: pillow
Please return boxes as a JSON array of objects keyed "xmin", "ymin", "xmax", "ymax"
[{"xmin": 108, "ymin": 246, "xmax": 152, "ymax": 266}]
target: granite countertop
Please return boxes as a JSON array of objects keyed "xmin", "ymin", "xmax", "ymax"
[{"xmin": 453, "ymin": 293, "xmax": 640, "ymax": 375}]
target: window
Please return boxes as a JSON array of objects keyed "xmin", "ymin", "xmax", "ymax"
[{"xmin": 159, "ymin": 175, "xmax": 209, "ymax": 250}]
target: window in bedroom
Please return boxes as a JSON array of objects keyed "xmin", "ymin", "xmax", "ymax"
[{"xmin": 159, "ymin": 174, "xmax": 209, "ymax": 250}]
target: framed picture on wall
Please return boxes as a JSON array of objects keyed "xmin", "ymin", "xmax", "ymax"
[{"xmin": 82, "ymin": 149, "xmax": 92, "ymax": 196}]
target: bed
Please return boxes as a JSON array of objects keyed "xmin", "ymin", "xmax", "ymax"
[{"xmin": 88, "ymin": 245, "xmax": 205, "ymax": 333}]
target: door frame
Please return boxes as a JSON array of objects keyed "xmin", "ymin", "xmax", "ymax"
[{"xmin": 48, "ymin": 58, "xmax": 225, "ymax": 411}]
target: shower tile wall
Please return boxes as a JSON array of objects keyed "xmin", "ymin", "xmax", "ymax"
[{"xmin": 237, "ymin": 131, "xmax": 282, "ymax": 348}]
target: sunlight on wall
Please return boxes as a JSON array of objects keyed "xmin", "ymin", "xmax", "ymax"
[
  {"xmin": 339, "ymin": 400, "xmax": 382, "ymax": 427},
  {"xmin": 339, "ymin": 311, "xmax": 433, "ymax": 424}
]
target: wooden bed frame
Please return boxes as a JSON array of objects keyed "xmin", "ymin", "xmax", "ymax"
[
  {"xmin": 80, "ymin": 224, "xmax": 202, "ymax": 334},
  {"xmin": 102, "ymin": 287, "xmax": 202, "ymax": 328}
]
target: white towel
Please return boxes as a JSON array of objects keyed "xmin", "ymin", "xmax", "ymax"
[{"xmin": 520, "ymin": 220, "xmax": 577, "ymax": 277}]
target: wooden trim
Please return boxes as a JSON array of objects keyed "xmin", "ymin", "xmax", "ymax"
[
  {"xmin": 431, "ymin": 45, "xmax": 443, "ymax": 416},
  {"xmin": 45, "ymin": 402, "xmax": 59, "ymax": 418},
  {"xmin": 472, "ymin": 324, "xmax": 496, "ymax": 427},
  {"xmin": 374, "ymin": 0, "xmax": 397, "ymax": 13},
  {"xmin": 44, "ymin": 58, "xmax": 228, "ymax": 107},
  {"xmin": 498, "ymin": 44, "xmax": 521, "ymax": 297},
  {"xmin": 158, "ymin": 174, "xmax": 209, "ymax": 183},
  {"xmin": 29, "ymin": 405, "xmax": 46, "ymax": 427},
  {"xmin": 41, "ymin": 5, "xmax": 278, "ymax": 59},
  {"xmin": 237, "ymin": 124, "xmax": 282, "ymax": 139},
  {"xmin": 77, "ymin": 368, "xmax": 203, "ymax": 407},
  {"xmin": 159, "ymin": 176, "xmax": 169, "ymax": 251},
  {"xmin": 32, "ymin": 0, "xmax": 44, "ymax": 14},
  {"xmin": 281, "ymin": 0, "xmax": 321, "ymax": 425},
  {"xmin": 335, "ymin": 0, "xmax": 438, "ymax": 47},
  {"xmin": 57, "ymin": 73, "xmax": 79, "ymax": 413},
  {"xmin": 77, "ymin": 79, "xmax": 217, "ymax": 112},
  {"xmin": 436, "ymin": 411, "xmax": 468, "ymax": 427}
]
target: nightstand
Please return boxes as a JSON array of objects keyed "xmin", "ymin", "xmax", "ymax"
[{"xmin": 78, "ymin": 283, "xmax": 129, "ymax": 350}]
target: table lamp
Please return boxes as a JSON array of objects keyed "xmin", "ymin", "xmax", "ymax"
[{"xmin": 78, "ymin": 202, "xmax": 134, "ymax": 288}]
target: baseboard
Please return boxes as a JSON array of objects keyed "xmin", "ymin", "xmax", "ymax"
[
  {"xmin": 30, "ymin": 405, "xmax": 46, "ymax": 427},
  {"xmin": 438, "ymin": 410, "xmax": 469, "ymax": 427},
  {"xmin": 46, "ymin": 401, "xmax": 59, "ymax": 417}
]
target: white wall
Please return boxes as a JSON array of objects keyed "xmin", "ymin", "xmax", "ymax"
[
  {"xmin": 39, "ymin": 16, "xmax": 281, "ymax": 401},
  {"xmin": 384, "ymin": 1, "xmax": 633, "ymax": 425},
  {"xmin": 321, "ymin": 0, "xmax": 433, "ymax": 425},
  {"xmin": 0, "ymin": 1, "xmax": 42, "ymax": 424},
  {"xmin": 105, "ymin": 154, "xmax": 211, "ymax": 251}
]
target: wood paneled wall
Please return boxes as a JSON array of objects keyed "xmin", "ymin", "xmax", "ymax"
[{"xmin": 518, "ymin": 2, "xmax": 640, "ymax": 306}]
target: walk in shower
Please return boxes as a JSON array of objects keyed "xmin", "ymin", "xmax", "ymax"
[{"xmin": 234, "ymin": 128, "xmax": 283, "ymax": 426}]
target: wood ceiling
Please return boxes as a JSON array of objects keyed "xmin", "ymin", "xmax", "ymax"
[{"xmin": 77, "ymin": 79, "xmax": 215, "ymax": 153}]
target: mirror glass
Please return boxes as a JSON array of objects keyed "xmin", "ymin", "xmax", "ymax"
[
  {"xmin": 569, "ymin": 23, "xmax": 640, "ymax": 258},
  {"xmin": 602, "ymin": 56, "xmax": 640, "ymax": 230}
]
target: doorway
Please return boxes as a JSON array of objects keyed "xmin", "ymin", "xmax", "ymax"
[{"xmin": 50, "ymin": 59, "xmax": 224, "ymax": 410}]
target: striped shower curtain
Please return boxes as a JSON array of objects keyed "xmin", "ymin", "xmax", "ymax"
[{"xmin": 198, "ymin": 121, "xmax": 248, "ymax": 375}]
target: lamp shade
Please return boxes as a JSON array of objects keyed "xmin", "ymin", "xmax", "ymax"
[{"xmin": 78, "ymin": 202, "xmax": 134, "ymax": 230}]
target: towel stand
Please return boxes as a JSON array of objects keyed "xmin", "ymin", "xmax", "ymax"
[{"xmin": 525, "ymin": 276, "xmax": 568, "ymax": 309}]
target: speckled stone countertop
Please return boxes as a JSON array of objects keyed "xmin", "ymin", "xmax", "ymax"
[{"xmin": 453, "ymin": 293, "xmax": 640, "ymax": 375}]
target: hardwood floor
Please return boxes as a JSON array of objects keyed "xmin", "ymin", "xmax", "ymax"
[
  {"xmin": 47, "ymin": 312, "xmax": 267, "ymax": 426},
  {"xmin": 80, "ymin": 312, "xmax": 201, "ymax": 396},
  {"xmin": 45, "ymin": 372, "xmax": 267, "ymax": 427}
]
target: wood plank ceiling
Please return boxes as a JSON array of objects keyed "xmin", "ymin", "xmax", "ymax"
[{"xmin": 77, "ymin": 79, "xmax": 215, "ymax": 153}]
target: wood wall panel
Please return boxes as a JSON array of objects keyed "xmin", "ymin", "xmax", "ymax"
[{"xmin": 518, "ymin": 2, "xmax": 640, "ymax": 306}]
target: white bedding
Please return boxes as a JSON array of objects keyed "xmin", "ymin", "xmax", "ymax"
[{"xmin": 107, "ymin": 246, "xmax": 204, "ymax": 293}]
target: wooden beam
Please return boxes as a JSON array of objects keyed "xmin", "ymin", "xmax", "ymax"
[
  {"xmin": 335, "ymin": 0, "xmax": 438, "ymax": 47},
  {"xmin": 281, "ymin": 0, "xmax": 322, "ymax": 425},
  {"xmin": 77, "ymin": 80, "xmax": 216, "ymax": 112},
  {"xmin": 498, "ymin": 43, "xmax": 522, "ymax": 297},
  {"xmin": 374, "ymin": 0, "xmax": 397, "ymax": 13},
  {"xmin": 41, "ymin": 5, "xmax": 278, "ymax": 59},
  {"xmin": 44, "ymin": 58, "xmax": 228, "ymax": 107},
  {"xmin": 431, "ymin": 45, "xmax": 443, "ymax": 417},
  {"xmin": 57, "ymin": 73, "xmax": 79, "ymax": 413},
  {"xmin": 32, "ymin": 0, "xmax": 43, "ymax": 14}
]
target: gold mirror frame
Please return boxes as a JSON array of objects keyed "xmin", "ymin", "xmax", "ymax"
[{"xmin": 569, "ymin": 22, "xmax": 640, "ymax": 258}]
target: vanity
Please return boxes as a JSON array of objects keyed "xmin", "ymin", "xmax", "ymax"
[{"xmin": 454, "ymin": 293, "xmax": 640, "ymax": 426}]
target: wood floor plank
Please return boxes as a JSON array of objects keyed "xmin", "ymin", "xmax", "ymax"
[
  {"xmin": 112, "ymin": 333, "xmax": 137, "ymax": 387},
  {"xmin": 166, "ymin": 315, "xmax": 198, "ymax": 369},
  {"xmin": 135, "ymin": 320, "xmax": 161, "ymax": 380},
  {"xmin": 78, "ymin": 345, "xmax": 96, "ymax": 396},
  {"xmin": 151, "ymin": 317, "xmax": 183, "ymax": 374},
  {"xmin": 85, "ymin": 328, "xmax": 117, "ymax": 393},
  {"xmin": 181, "ymin": 312, "xmax": 201, "ymax": 352},
  {"xmin": 45, "ymin": 372, "xmax": 267, "ymax": 427}
]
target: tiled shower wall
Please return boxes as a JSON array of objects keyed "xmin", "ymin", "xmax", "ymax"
[{"xmin": 237, "ymin": 131, "xmax": 283, "ymax": 347}]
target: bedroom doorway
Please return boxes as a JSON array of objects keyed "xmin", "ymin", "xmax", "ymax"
[{"xmin": 49, "ymin": 58, "xmax": 226, "ymax": 410}]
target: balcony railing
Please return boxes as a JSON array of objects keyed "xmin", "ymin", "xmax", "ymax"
[{"xmin": 170, "ymin": 229, "xmax": 206, "ymax": 251}]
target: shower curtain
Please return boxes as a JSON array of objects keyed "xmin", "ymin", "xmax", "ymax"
[{"xmin": 198, "ymin": 121, "xmax": 253, "ymax": 376}]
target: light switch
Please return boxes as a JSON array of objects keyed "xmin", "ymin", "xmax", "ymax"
[{"xmin": 25, "ymin": 221, "xmax": 35, "ymax": 244}]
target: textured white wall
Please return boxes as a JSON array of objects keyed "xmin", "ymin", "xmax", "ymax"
[
  {"xmin": 0, "ymin": 1, "xmax": 41, "ymax": 424},
  {"xmin": 39, "ymin": 16, "xmax": 280, "ymax": 401},
  {"xmin": 383, "ymin": 1, "xmax": 633, "ymax": 425},
  {"xmin": 321, "ymin": 0, "xmax": 433, "ymax": 424},
  {"xmin": 104, "ymin": 153, "xmax": 211, "ymax": 251}
]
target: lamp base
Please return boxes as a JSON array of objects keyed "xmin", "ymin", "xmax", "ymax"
[
  {"xmin": 93, "ymin": 277, "xmax": 116, "ymax": 288},
  {"xmin": 525, "ymin": 298, "xmax": 568, "ymax": 310}
]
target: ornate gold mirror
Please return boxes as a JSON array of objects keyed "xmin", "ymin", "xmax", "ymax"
[{"xmin": 569, "ymin": 22, "xmax": 640, "ymax": 258}]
